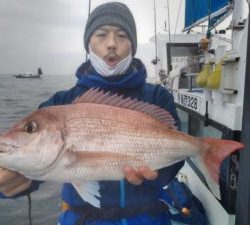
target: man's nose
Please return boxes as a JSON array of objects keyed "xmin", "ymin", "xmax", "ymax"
[{"xmin": 107, "ymin": 34, "xmax": 117, "ymax": 50}]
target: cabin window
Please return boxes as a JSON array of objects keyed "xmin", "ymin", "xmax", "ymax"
[{"xmin": 166, "ymin": 43, "xmax": 200, "ymax": 90}]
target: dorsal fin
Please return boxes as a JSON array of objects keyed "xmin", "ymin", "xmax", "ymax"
[{"xmin": 73, "ymin": 88, "xmax": 177, "ymax": 129}]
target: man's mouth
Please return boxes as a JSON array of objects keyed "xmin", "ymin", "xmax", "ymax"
[{"xmin": 104, "ymin": 54, "xmax": 120, "ymax": 67}]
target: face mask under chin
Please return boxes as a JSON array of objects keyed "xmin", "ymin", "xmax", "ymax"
[{"xmin": 89, "ymin": 49, "xmax": 133, "ymax": 77}]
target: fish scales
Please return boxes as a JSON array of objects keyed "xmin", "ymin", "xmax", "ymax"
[{"xmin": 62, "ymin": 103, "xmax": 201, "ymax": 160}]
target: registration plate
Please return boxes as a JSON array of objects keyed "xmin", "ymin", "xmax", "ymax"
[{"xmin": 177, "ymin": 92, "xmax": 201, "ymax": 112}]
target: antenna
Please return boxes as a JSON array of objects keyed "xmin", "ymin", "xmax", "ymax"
[
  {"xmin": 88, "ymin": 0, "xmax": 91, "ymax": 17},
  {"xmin": 167, "ymin": 0, "xmax": 171, "ymax": 45}
]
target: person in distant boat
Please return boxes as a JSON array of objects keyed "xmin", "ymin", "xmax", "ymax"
[{"xmin": 0, "ymin": 2, "xmax": 184, "ymax": 225}]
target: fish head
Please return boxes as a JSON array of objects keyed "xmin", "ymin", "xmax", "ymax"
[{"xmin": 0, "ymin": 107, "xmax": 66, "ymax": 177}]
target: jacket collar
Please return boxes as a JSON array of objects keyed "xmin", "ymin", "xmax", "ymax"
[{"xmin": 75, "ymin": 58, "xmax": 147, "ymax": 91}]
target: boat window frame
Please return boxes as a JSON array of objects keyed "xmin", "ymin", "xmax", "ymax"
[{"xmin": 166, "ymin": 42, "xmax": 200, "ymax": 74}]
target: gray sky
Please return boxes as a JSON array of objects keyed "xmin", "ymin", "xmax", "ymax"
[{"xmin": 0, "ymin": 0, "xmax": 184, "ymax": 75}]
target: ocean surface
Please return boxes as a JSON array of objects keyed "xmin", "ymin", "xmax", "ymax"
[{"xmin": 0, "ymin": 74, "xmax": 75, "ymax": 225}]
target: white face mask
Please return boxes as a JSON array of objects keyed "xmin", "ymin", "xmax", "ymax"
[{"xmin": 89, "ymin": 48, "xmax": 132, "ymax": 77}]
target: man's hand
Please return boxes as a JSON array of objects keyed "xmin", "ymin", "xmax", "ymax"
[
  {"xmin": 0, "ymin": 167, "xmax": 32, "ymax": 197},
  {"xmin": 123, "ymin": 166, "xmax": 158, "ymax": 185}
]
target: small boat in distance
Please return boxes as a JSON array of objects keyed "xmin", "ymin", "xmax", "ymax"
[{"xmin": 14, "ymin": 67, "xmax": 43, "ymax": 79}]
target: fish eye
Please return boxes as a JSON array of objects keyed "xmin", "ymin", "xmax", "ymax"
[{"xmin": 24, "ymin": 122, "xmax": 38, "ymax": 133}]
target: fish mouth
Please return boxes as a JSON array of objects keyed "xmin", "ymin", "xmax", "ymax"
[{"xmin": 0, "ymin": 142, "xmax": 16, "ymax": 155}]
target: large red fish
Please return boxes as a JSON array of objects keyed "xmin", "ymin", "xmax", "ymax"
[{"xmin": 0, "ymin": 89, "xmax": 244, "ymax": 207}]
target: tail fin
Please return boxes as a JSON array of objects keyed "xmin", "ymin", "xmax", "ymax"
[
  {"xmin": 198, "ymin": 138, "xmax": 244, "ymax": 199},
  {"xmin": 201, "ymin": 137, "xmax": 244, "ymax": 183}
]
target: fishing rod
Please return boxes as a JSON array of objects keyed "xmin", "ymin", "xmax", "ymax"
[
  {"xmin": 85, "ymin": 0, "xmax": 91, "ymax": 61},
  {"xmin": 152, "ymin": 0, "xmax": 159, "ymax": 65}
]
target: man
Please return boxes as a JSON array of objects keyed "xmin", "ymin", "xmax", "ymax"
[{"xmin": 0, "ymin": 2, "xmax": 183, "ymax": 225}]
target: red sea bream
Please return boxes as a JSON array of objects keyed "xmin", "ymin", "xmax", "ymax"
[{"xmin": 0, "ymin": 89, "xmax": 244, "ymax": 207}]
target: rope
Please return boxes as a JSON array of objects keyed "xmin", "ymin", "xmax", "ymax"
[
  {"xmin": 27, "ymin": 193, "xmax": 33, "ymax": 225},
  {"xmin": 173, "ymin": 0, "xmax": 183, "ymax": 43}
]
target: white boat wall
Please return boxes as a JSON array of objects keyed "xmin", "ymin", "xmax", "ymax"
[{"xmin": 154, "ymin": 0, "xmax": 249, "ymax": 224}]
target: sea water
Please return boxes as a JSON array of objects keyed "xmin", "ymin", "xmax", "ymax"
[{"xmin": 0, "ymin": 74, "xmax": 75, "ymax": 225}]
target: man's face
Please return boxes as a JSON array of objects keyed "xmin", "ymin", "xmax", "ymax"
[{"xmin": 89, "ymin": 25, "xmax": 132, "ymax": 67}]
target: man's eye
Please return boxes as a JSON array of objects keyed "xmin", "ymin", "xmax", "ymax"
[
  {"xmin": 118, "ymin": 33, "xmax": 128, "ymax": 38},
  {"xmin": 96, "ymin": 33, "xmax": 106, "ymax": 37}
]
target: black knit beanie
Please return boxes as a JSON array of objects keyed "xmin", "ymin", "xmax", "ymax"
[{"xmin": 84, "ymin": 2, "xmax": 137, "ymax": 56}]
